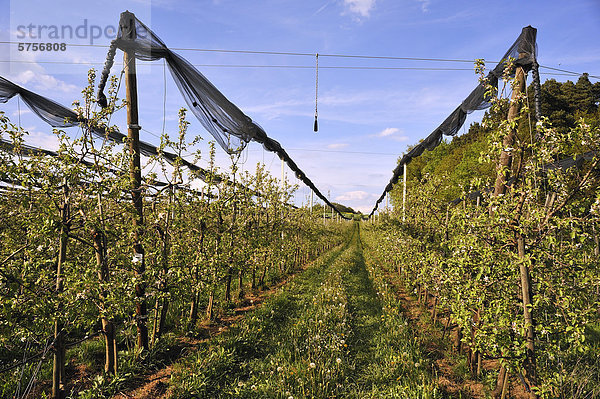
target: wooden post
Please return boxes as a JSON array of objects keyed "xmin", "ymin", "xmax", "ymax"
[
  {"xmin": 491, "ymin": 29, "xmax": 538, "ymax": 397},
  {"xmin": 122, "ymin": 10, "xmax": 149, "ymax": 353},
  {"xmin": 501, "ymin": 369, "xmax": 510, "ymax": 399},
  {"xmin": 493, "ymin": 50, "xmax": 527, "ymax": 196}
]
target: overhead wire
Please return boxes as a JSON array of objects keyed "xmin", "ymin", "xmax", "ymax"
[
  {"xmin": 0, "ymin": 60, "xmax": 594, "ymax": 80},
  {"xmin": 1, "ymin": 39, "xmax": 598, "ymax": 77},
  {"xmin": 3, "ymin": 35, "xmax": 598, "ymax": 215},
  {"xmin": 2, "ymin": 40, "xmax": 489, "ymax": 61}
]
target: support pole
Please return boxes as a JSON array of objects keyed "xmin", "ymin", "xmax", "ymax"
[
  {"xmin": 491, "ymin": 28, "xmax": 538, "ymax": 397},
  {"xmin": 281, "ymin": 157, "xmax": 284, "ymax": 189},
  {"xmin": 122, "ymin": 10, "xmax": 149, "ymax": 353},
  {"xmin": 493, "ymin": 51, "xmax": 527, "ymax": 196},
  {"xmin": 386, "ymin": 192, "xmax": 388, "ymax": 213},
  {"xmin": 402, "ymin": 163, "xmax": 407, "ymax": 222}
]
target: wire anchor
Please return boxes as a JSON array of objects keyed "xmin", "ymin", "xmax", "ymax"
[{"xmin": 314, "ymin": 53, "xmax": 319, "ymax": 132}]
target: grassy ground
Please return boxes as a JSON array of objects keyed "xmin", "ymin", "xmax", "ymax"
[{"xmin": 167, "ymin": 223, "xmax": 442, "ymax": 398}]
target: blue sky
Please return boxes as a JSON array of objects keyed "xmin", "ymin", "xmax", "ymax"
[{"xmin": 1, "ymin": 0, "xmax": 599, "ymax": 212}]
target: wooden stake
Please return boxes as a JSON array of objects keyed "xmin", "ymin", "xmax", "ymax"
[
  {"xmin": 501, "ymin": 369, "xmax": 510, "ymax": 399},
  {"xmin": 122, "ymin": 10, "xmax": 149, "ymax": 353},
  {"xmin": 491, "ymin": 28, "xmax": 538, "ymax": 397},
  {"xmin": 493, "ymin": 50, "xmax": 527, "ymax": 196}
]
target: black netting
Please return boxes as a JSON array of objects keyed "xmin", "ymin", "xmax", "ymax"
[
  {"xmin": 0, "ymin": 138, "xmax": 232, "ymax": 197},
  {"xmin": 0, "ymin": 75, "xmax": 302, "ymax": 212},
  {"xmin": 97, "ymin": 12, "xmax": 349, "ymax": 219},
  {"xmin": 545, "ymin": 151, "xmax": 598, "ymax": 171},
  {"xmin": 99, "ymin": 15, "xmax": 255, "ymax": 154},
  {"xmin": 451, "ymin": 151, "xmax": 599, "ymax": 205},
  {"xmin": 369, "ymin": 26, "xmax": 538, "ymax": 216},
  {"xmin": 0, "ymin": 75, "xmax": 217, "ymax": 184},
  {"xmin": 0, "ymin": 76, "xmax": 79, "ymax": 127}
]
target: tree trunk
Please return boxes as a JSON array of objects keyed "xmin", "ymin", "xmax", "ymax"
[
  {"xmin": 493, "ymin": 366, "xmax": 507, "ymax": 398},
  {"xmin": 225, "ymin": 266, "xmax": 233, "ymax": 303},
  {"xmin": 238, "ymin": 268, "xmax": 244, "ymax": 300},
  {"xmin": 151, "ymin": 300, "xmax": 160, "ymax": 347},
  {"xmin": 157, "ymin": 299, "xmax": 169, "ymax": 342},
  {"xmin": 52, "ymin": 185, "xmax": 69, "ymax": 399},
  {"xmin": 442, "ymin": 315, "xmax": 451, "ymax": 340},
  {"xmin": 593, "ymin": 223, "xmax": 599, "ymax": 257},
  {"xmin": 92, "ymin": 229, "xmax": 117, "ymax": 374},
  {"xmin": 454, "ymin": 326, "xmax": 463, "ymax": 353},
  {"xmin": 188, "ymin": 290, "xmax": 199, "ymax": 331},
  {"xmin": 518, "ymin": 234, "xmax": 538, "ymax": 397},
  {"xmin": 206, "ymin": 290, "xmax": 214, "ymax": 321},
  {"xmin": 154, "ymin": 221, "xmax": 171, "ymax": 344},
  {"xmin": 259, "ymin": 253, "xmax": 268, "ymax": 287},
  {"xmin": 431, "ymin": 295, "xmax": 438, "ymax": 324}
]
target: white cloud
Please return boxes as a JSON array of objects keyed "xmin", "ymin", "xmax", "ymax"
[
  {"xmin": 242, "ymin": 98, "xmax": 309, "ymax": 120},
  {"xmin": 335, "ymin": 190, "xmax": 372, "ymax": 201},
  {"xmin": 377, "ymin": 127, "xmax": 399, "ymax": 137},
  {"xmin": 22, "ymin": 128, "xmax": 61, "ymax": 151},
  {"xmin": 12, "ymin": 70, "xmax": 78, "ymax": 94},
  {"xmin": 327, "ymin": 143, "xmax": 349, "ymax": 149},
  {"xmin": 371, "ymin": 127, "xmax": 409, "ymax": 141},
  {"xmin": 342, "ymin": 0, "xmax": 375, "ymax": 18}
]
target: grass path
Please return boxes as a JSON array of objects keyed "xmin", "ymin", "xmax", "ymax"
[{"xmin": 167, "ymin": 223, "xmax": 442, "ymax": 398}]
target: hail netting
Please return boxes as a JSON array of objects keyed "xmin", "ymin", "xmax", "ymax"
[
  {"xmin": 0, "ymin": 75, "xmax": 216, "ymax": 183},
  {"xmin": 0, "ymin": 76, "xmax": 80, "ymax": 127},
  {"xmin": 0, "ymin": 76, "xmax": 301, "ymax": 208},
  {"xmin": 368, "ymin": 26, "xmax": 538, "ymax": 217},
  {"xmin": 98, "ymin": 14, "xmax": 253, "ymax": 154},
  {"xmin": 0, "ymin": 138, "xmax": 235, "ymax": 203},
  {"xmin": 97, "ymin": 12, "xmax": 349, "ymax": 219},
  {"xmin": 450, "ymin": 150, "xmax": 599, "ymax": 206}
]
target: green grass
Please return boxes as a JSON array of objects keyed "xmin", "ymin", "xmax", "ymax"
[{"xmin": 168, "ymin": 223, "xmax": 442, "ymax": 398}]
